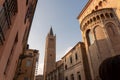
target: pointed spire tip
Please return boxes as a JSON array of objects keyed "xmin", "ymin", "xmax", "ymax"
[{"xmin": 49, "ymin": 27, "xmax": 53, "ymax": 35}]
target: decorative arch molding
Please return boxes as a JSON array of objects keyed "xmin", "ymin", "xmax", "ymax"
[
  {"xmin": 80, "ymin": 8, "xmax": 115, "ymax": 31},
  {"xmin": 105, "ymin": 22, "xmax": 118, "ymax": 36},
  {"xmin": 86, "ymin": 29, "xmax": 94, "ymax": 46},
  {"xmin": 105, "ymin": 22, "xmax": 119, "ymax": 44},
  {"xmin": 94, "ymin": 26, "xmax": 105, "ymax": 41}
]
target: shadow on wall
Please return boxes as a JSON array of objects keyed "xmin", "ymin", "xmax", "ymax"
[
  {"xmin": 87, "ymin": 37, "xmax": 120, "ymax": 80},
  {"xmin": 99, "ymin": 55, "xmax": 120, "ymax": 80}
]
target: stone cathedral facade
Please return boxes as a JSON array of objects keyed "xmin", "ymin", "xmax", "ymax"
[{"xmin": 77, "ymin": 0, "xmax": 120, "ymax": 80}]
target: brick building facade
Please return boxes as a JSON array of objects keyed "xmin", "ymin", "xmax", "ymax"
[{"xmin": 0, "ymin": 0, "xmax": 37, "ymax": 80}]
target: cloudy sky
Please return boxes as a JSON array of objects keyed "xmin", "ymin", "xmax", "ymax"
[{"xmin": 28, "ymin": 0, "xmax": 88, "ymax": 75}]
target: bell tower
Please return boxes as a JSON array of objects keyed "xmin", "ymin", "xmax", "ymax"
[{"xmin": 43, "ymin": 27, "xmax": 56, "ymax": 80}]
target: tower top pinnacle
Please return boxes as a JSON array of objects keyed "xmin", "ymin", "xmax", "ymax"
[{"xmin": 49, "ymin": 27, "xmax": 53, "ymax": 35}]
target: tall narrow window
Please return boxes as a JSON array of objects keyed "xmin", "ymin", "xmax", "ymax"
[
  {"xmin": 75, "ymin": 53, "xmax": 78, "ymax": 60},
  {"xmin": 77, "ymin": 72, "xmax": 81, "ymax": 80},
  {"xmin": 71, "ymin": 74, "xmax": 74, "ymax": 80},
  {"xmin": 0, "ymin": 0, "xmax": 18, "ymax": 46},
  {"xmin": 106, "ymin": 22, "xmax": 117, "ymax": 43},
  {"xmin": 4, "ymin": 0, "xmax": 18, "ymax": 24},
  {"xmin": 0, "ymin": 26, "xmax": 5, "ymax": 45},
  {"xmin": 106, "ymin": 23, "xmax": 117, "ymax": 36},
  {"xmin": 65, "ymin": 58, "xmax": 66, "ymax": 62},
  {"xmin": 70, "ymin": 56, "xmax": 72, "ymax": 64},
  {"xmin": 65, "ymin": 65, "xmax": 67, "ymax": 70},
  {"xmin": 55, "ymin": 75, "xmax": 57, "ymax": 80},
  {"xmin": 25, "ymin": 4, "xmax": 34, "ymax": 23},
  {"xmin": 65, "ymin": 77, "xmax": 68, "ymax": 80},
  {"xmin": 94, "ymin": 26, "xmax": 105, "ymax": 40},
  {"xmin": 26, "ymin": 0, "xmax": 29, "ymax": 5},
  {"xmin": 86, "ymin": 30, "xmax": 94, "ymax": 46},
  {"xmin": 0, "ymin": 6, "xmax": 9, "ymax": 45}
]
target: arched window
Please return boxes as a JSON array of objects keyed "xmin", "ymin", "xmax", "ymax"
[
  {"xmin": 94, "ymin": 26, "xmax": 105, "ymax": 40},
  {"xmin": 97, "ymin": 15, "xmax": 100, "ymax": 20},
  {"xmin": 110, "ymin": 13, "xmax": 114, "ymax": 18},
  {"xmin": 95, "ymin": 6, "xmax": 98, "ymax": 10},
  {"xmin": 85, "ymin": 23, "xmax": 87, "ymax": 26},
  {"xmin": 86, "ymin": 30, "xmax": 94, "ymax": 46},
  {"xmin": 75, "ymin": 53, "xmax": 78, "ymax": 60},
  {"xmin": 77, "ymin": 72, "xmax": 81, "ymax": 80},
  {"xmin": 92, "ymin": 10, "xmax": 95, "ymax": 13},
  {"xmin": 71, "ymin": 74, "xmax": 74, "ymax": 80},
  {"xmin": 105, "ymin": 23, "xmax": 118, "ymax": 44},
  {"xmin": 65, "ymin": 65, "xmax": 67, "ymax": 70},
  {"xmin": 100, "ymin": 14, "xmax": 105, "ymax": 19},
  {"xmin": 107, "ymin": 26, "xmax": 115, "ymax": 36},
  {"xmin": 99, "ymin": 1, "xmax": 102, "ymax": 6},
  {"xmin": 105, "ymin": 13, "xmax": 110, "ymax": 18},
  {"xmin": 87, "ymin": 21, "xmax": 90, "ymax": 24},
  {"xmin": 65, "ymin": 76, "xmax": 68, "ymax": 80},
  {"xmin": 70, "ymin": 56, "xmax": 72, "ymax": 64},
  {"xmin": 93, "ymin": 17, "xmax": 96, "ymax": 21},
  {"xmin": 90, "ymin": 19, "xmax": 92, "ymax": 23},
  {"xmin": 106, "ymin": 22, "xmax": 116, "ymax": 36}
]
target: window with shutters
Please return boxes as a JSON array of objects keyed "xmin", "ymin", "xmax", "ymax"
[{"xmin": 0, "ymin": 0, "xmax": 18, "ymax": 45}]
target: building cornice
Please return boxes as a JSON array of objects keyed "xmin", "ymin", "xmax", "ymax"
[
  {"xmin": 77, "ymin": 0, "xmax": 93, "ymax": 19},
  {"xmin": 62, "ymin": 42, "xmax": 84, "ymax": 59}
]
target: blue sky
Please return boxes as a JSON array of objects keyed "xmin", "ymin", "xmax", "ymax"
[{"xmin": 28, "ymin": 0, "xmax": 88, "ymax": 75}]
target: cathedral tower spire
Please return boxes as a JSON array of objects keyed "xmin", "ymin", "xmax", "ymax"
[
  {"xmin": 49, "ymin": 27, "xmax": 53, "ymax": 35},
  {"xmin": 43, "ymin": 27, "xmax": 56, "ymax": 80}
]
